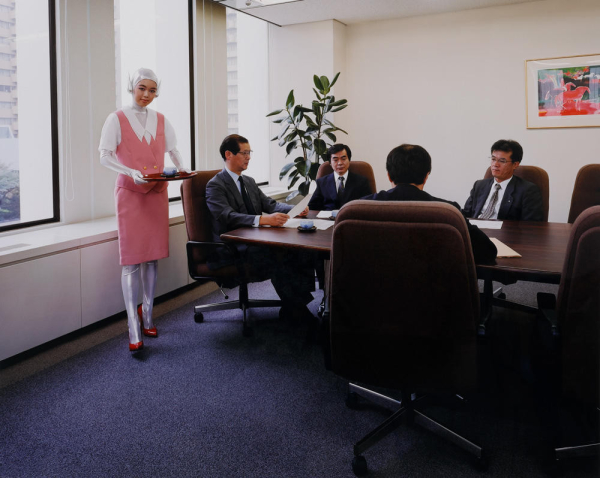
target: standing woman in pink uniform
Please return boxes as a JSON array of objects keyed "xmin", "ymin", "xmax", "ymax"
[{"xmin": 99, "ymin": 68, "xmax": 189, "ymax": 352}]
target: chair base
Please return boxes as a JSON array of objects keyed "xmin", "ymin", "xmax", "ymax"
[
  {"xmin": 193, "ymin": 284, "xmax": 282, "ymax": 335},
  {"xmin": 556, "ymin": 443, "xmax": 600, "ymax": 460},
  {"xmin": 348, "ymin": 383, "xmax": 486, "ymax": 474}
]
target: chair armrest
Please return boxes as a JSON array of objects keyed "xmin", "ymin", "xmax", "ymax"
[{"xmin": 185, "ymin": 240, "xmax": 242, "ymax": 280}]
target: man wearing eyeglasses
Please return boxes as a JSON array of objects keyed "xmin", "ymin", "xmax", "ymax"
[
  {"xmin": 462, "ymin": 139, "xmax": 543, "ymax": 221},
  {"xmin": 206, "ymin": 134, "xmax": 315, "ymax": 321}
]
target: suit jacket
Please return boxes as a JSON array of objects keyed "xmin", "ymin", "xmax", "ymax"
[
  {"xmin": 308, "ymin": 171, "xmax": 372, "ymax": 211},
  {"xmin": 462, "ymin": 175, "xmax": 544, "ymax": 221},
  {"xmin": 206, "ymin": 168, "xmax": 292, "ymax": 242},
  {"xmin": 364, "ymin": 184, "xmax": 498, "ymax": 265}
]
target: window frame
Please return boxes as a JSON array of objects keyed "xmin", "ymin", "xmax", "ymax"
[{"xmin": 0, "ymin": 0, "xmax": 60, "ymax": 234}]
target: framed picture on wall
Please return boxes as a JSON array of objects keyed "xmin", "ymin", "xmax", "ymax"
[{"xmin": 526, "ymin": 53, "xmax": 600, "ymax": 128}]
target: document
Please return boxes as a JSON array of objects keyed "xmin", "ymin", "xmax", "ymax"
[
  {"xmin": 490, "ymin": 238, "xmax": 522, "ymax": 258},
  {"xmin": 317, "ymin": 210, "xmax": 338, "ymax": 219},
  {"xmin": 287, "ymin": 194, "xmax": 312, "ymax": 218},
  {"xmin": 470, "ymin": 220, "xmax": 503, "ymax": 230}
]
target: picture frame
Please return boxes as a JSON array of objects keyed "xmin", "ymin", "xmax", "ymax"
[{"xmin": 526, "ymin": 53, "xmax": 600, "ymax": 129}]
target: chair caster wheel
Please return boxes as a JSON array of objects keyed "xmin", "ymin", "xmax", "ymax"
[
  {"xmin": 352, "ymin": 455, "xmax": 368, "ymax": 476},
  {"xmin": 473, "ymin": 450, "xmax": 489, "ymax": 471},
  {"xmin": 194, "ymin": 312, "xmax": 204, "ymax": 323},
  {"xmin": 346, "ymin": 392, "xmax": 360, "ymax": 409},
  {"xmin": 242, "ymin": 326, "xmax": 254, "ymax": 337}
]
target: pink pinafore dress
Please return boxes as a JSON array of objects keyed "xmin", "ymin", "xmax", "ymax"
[{"xmin": 114, "ymin": 110, "xmax": 169, "ymax": 266}]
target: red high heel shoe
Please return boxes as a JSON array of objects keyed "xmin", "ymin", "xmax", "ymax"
[
  {"xmin": 138, "ymin": 305, "xmax": 158, "ymax": 338},
  {"xmin": 129, "ymin": 341, "xmax": 143, "ymax": 352}
]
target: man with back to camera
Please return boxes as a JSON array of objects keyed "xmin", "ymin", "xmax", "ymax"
[
  {"xmin": 206, "ymin": 134, "xmax": 316, "ymax": 321},
  {"xmin": 307, "ymin": 144, "xmax": 372, "ymax": 211},
  {"xmin": 462, "ymin": 139, "xmax": 544, "ymax": 221},
  {"xmin": 363, "ymin": 144, "xmax": 498, "ymax": 265}
]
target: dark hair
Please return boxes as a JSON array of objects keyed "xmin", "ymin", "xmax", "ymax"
[
  {"xmin": 219, "ymin": 134, "xmax": 249, "ymax": 160},
  {"xmin": 326, "ymin": 143, "xmax": 352, "ymax": 162},
  {"xmin": 386, "ymin": 144, "xmax": 431, "ymax": 185},
  {"xmin": 491, "ymin": 139, "xmax": 523, "ymax": 163}
]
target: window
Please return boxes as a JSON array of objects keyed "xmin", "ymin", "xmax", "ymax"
[
  {"xmin": 225, "ymin": 9, "xmax": 269, "ymax": 183},
  {"xmin": 114, "ymin": 0, "xmax": 192, "ymax": 200},
  {"xmin": 0, "ymin": 0, "xmax": 58, "ymax": 232}
]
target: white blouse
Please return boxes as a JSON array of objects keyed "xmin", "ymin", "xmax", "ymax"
[{"xmin": 98, "ymin": 103, "xmax": 177, "ymax": 153}]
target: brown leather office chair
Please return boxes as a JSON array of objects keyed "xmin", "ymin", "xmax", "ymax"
[
  {"xmin": 316, "ymin": 160, "xmax": 377, "ymax": 194},
  {"xmin": 181, "ymin": 170, "xmax": 282, "ymax": 337},
  {"xmin": 484, "ymin": 165, "xmax": 550, "ymax": 221},
  {"xmin": 329, "ymin": 200, "xmax": 486, "ymax": 475},
  {"xmin": 537, "ymin": 205, "xmax": 600, "ymax": 462},
  {"xmin": 567, "ymin": 164, "xmax": 600, "ymax": 224}
]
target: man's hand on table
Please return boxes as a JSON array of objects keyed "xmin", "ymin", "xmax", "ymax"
[{"xmin": 260, "ymin": 213, "xmax": 290, "ymax": 227}]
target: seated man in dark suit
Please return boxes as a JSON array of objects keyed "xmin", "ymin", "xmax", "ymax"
[
  {"xmin": 206, "ymin": 134, "xmax": 315, "ymax": 320},
  {"xmin": 364, "ymin": 144, "xmax": 497, "ymax": 265},
  {"xmin": 307, "ymin": 144, "xmax": 372, "ymax": 211},
  {"xmin": 462, "ymin": 139, "xmax": 543, "ymax": 221}
]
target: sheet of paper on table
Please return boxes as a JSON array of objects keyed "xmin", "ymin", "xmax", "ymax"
[
  {"xmin": 470, "ymin": 219, "xmax": 503, "ymax": 229},
  {"xmin": 283, "ymin": 218, "xmax": 335, "ymax": 230},
  {"xmin": 287, "ymin": 193, "xmax": 313, "ymax": 218},
  {"xmin": 490, "ymin": 237, "xmax": 522, "ymax": 258},
  {"xmin": 316, "ymin": 210, "xmax": 338, "ymax": 219}
]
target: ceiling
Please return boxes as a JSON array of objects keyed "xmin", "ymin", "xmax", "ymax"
[{"xmin": 211, "ymin": 0, "xmax": 542, "ymax": 26}]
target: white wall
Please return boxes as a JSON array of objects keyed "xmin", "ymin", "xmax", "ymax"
[
  {"xmin": 268, "ymin": 20, "xmax": 347, "ymax": 189},
  {"xmin": 342, "ymin": 0, "xmax": 600, "ymax": 222}
]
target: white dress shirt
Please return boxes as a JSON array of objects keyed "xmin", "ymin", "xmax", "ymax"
[
  {"xmin": 334, "ymin": 171, "xmax": 349, "ymax": 192},
  {"xmin": 225, "ymin": 167, "xmax": 260, "ymax": 227},
  {"xmin": 479, "ymin": 176, "xmax": 513, "ymax": 220}
]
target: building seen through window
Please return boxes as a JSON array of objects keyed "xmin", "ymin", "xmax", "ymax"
[{"xmin": 0, "ymin": 0, "xmax": 57, "ymax": 230}]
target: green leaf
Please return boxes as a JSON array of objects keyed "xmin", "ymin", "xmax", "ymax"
[
  {"xmin": 305, "ymin": 116, "xmax": 317, "ymax": 128},
  {"xmin": 329, "ymin": 99, "xmax": 347, "ymax": 107},
  {"xmin": 284, "ymin": 130, "xmax": 298, "ymax": 142},
  {"xmin": 298, "ymin": 181, "xmax": 310, "ymax": 196},
  {"xmin": 266, "ymin": 109, "xmax": 283, "ymax": 117},
  {"xmin": 278, "ymin": 124, "xmax": 290, "ymax": 140},
  {"xmin": 331, "ymin": 104, "xmax": 348, "ymax": 113},
  {"xmin": 329, "ymin": 72, "xmax": 340, "ymax": 88},
  {"xmin": 288, "ymin": 173, "xmax": 301, "ymax": 190},
  {"xmin": 285, "ymin": 140, "xmax": 297, "ymax": 156},
  {"xmin": 325, "ymin": 132, "xmax": 337, "ymax": 142},
  {"xmin": 312, "ymin": 88, "xmax": 322, "ymax": 100},
  {"xmin": 294, "ymin": 156, "xmax": 305, "ymax": 164},
  {"xmin": 272, "ymin": 118, "xmax": 284, "ymax": 124},
  {"xmin": 314, "ymin": 138, "xmax": 327, "ymax": 155},
  {"xmin": 320, "ymin": 76, "xmax": 330, "ymax": 94},
  {"xmin": 335, "ymin": 126, "xmax": 348, "ymax": 135},
  {"xmin": 286, "ymin": 189, "xmax": 301, "ymax": 201},
  {"xmin": 299, "ymin": 106, "xmax": 313, "ymax": 113},
  {"xmin": 279, "ymin": 162, "xmax": 295, "ymax": 180},
  {"xmin": 322, "ymin": 118, "xmax": 333, "ymax": 126},
  {"xmin": 296, "ymin": 161, "xmax": 308, "ymax": 176},
  {"xmin": 271, "ymin": 135, "xmax": 279, "ymax": 142},
  {"xmin": 313, "ymin": 75, "xmax": 323, "ymax": 91},
  {"xmin": 309, "ymin": 162, "xmax": 321, "ymax": 181},
  {"xmin": 286, "ymin": 90, "xmax": 295, "ymax": 110}
]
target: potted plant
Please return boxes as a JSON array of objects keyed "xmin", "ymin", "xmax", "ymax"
[{"xmin": 267, "ymin": 72, "xmax": 348, "ymax": 200}]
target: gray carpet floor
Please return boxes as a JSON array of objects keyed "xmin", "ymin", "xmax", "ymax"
[{"xmin": 0, "ymin": 280, "xmax": 598, "ymax": 477}]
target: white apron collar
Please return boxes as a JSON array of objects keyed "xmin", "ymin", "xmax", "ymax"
[{"xmin": 122, "ymin": 105, "xmax": 158, "ymax": 144}]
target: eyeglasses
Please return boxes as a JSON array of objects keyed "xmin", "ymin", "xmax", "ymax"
[
  {"xmin": 489, "ymin": 156, "xmax": 513, "ymax": 165},
  {"xmin": 238, "ymin": 150, "xmax": 253, "ymax": 157}
]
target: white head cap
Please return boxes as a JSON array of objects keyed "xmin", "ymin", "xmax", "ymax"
[{"xmin": 127, "ymin": 68, "xmax": 160, "ymax": 96}]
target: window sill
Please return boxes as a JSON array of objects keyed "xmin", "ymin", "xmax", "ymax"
[{"xmin": 0, "ymin": 186, "xmax": 292, "ymax": 267}]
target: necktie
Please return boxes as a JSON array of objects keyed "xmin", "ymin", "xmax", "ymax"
[
  {"xmin": 479, "ymin": 183, "xmax": 501, "ymax": 220},
  {"xmin": 338, "ymin": 176, "xmax": 345, "ymax": 197},
  {"xmin": 238, "ymin": 176, "xmax": 257, "ymax": 215}
]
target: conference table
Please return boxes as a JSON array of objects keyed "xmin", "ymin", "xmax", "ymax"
[{"xmin": 221, "ymin": 213, "xmax": 573, "ymax": 327}]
